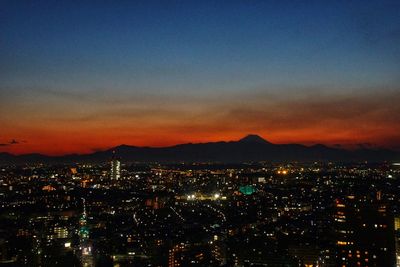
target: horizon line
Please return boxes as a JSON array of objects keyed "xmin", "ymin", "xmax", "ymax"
[{"xmin": 1, "ymin": 134, "xmax": 396, "ymax": 157}]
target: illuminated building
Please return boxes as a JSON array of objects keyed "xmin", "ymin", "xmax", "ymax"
[
  {"xmin": 70, "ymin": 168, "xmax": 77, "ymax": 175},
  {"xmin": 335, "ymin": 195, "xmax": 396, "ymax": 266},
  {"xmin": 239, "ymin": 185, "xmax": 256, "ymax": 195},
  {"xmin": 110, "ymin": 152, "xmax": 121, "ymax": 180},
  {"xmin": 80, "ymin": 198, "xmax": 94, "ymax": 267},
  {"xmin": 53, "ymin": 227, "xmax": 68, "ymax": 239},
  {"xmin": 168, "ymin": 244, "xmax": 185, "ymax": 267},
  {"xmin": 395, "ymin": 217, "xmax": 400, "ymax": 267},
  {"xmin": 211, "ymin": 234, "xmax": 227, "ymax": 265}
]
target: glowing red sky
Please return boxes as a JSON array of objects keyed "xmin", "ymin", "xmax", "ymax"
[{"xmin": 1, "ymin": 89, "xmax": 399, "ymax": 155}]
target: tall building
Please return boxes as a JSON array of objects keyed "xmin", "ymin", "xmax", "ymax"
[
  {"xmin": 395, "ymin": 217, "xmax": 400, "ymax": 267},
  {"xmin": 211, "ymin": 234, "xmax": 227, "ymax": 265},
  {"xmin": 110, "ymin": 152, "xmax": 121, "ymax": 180},
  {"xmin": 168, "ymin": 244, "xmax": 184, "ymax": 267},
  {"xmin": 335, "ymin": 195, "xmax": 396, "ymax": 267}
]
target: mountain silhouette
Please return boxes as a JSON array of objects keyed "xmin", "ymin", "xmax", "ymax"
[
  {"xmin": 239, "ymin": 134, "xmax": 272, "ymax": 144},
  {"xmin": 0, "ymin": 135, "xmax": 399, "ymax": 164}
]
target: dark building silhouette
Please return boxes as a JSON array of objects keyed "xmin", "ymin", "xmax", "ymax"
[{"xmin": 335, "ymin": 194, "xmax": 396, "ymax": 266}]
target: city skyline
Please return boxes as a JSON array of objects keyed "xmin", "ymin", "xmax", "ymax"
[
  {"xmin": 1, "ymin": 0, "xmax": 400, "ymax": 155},
  {"xmin": 2, "ymin": 2, "xmax": 400, "ymax": 266}
]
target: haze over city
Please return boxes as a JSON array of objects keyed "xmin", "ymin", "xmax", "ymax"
[{"xmin": 1, "ymin": 1, "xmax": 400, "ymax": 155}]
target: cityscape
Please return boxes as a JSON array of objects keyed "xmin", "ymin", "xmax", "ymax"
[
  {"xmin": 1, "ymin": 1, "xmax": 400, "ymax": 266},
  {"xmin": 0, "ymin": 152, "xmax": 400, "ymax": 266}
]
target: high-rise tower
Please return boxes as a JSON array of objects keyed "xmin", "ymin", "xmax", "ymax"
[
  {"xmin": 110, "ymin": 151, "xmax": 121, "ymax": 180},
  {"xmin": 335, "ymin": 194, "xmax": 396, "ymax": 267}
]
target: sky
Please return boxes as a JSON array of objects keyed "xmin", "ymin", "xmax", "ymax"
[{"xmin": 1, "ymin": 0, "xmax": 400, "ymax": 155}]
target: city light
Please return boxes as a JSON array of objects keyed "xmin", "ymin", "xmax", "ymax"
[{"xmin": 0, "ymin": 2, "xmax": 398, "ymax": 266}]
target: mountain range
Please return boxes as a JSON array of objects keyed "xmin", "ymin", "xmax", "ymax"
[{"xmin": 0, "ymin": 135, "xmax": 399, "ymax": 164}]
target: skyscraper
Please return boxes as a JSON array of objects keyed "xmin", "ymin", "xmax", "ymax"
[
  {"xmin": 110, "ymin": 152, "xmax": 121, "ymax": 180},
  {"xmin": 335, "ymin": 194, "xmax": 396, "ymax": 267},
  {"xmin": 395, "ymin": 217, "xmax": 400, "ymax": 267}
]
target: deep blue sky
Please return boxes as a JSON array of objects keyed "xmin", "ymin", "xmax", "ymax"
[{"xmin": 1, "ymin": 0, "xmax": 400, "ymax": 154}]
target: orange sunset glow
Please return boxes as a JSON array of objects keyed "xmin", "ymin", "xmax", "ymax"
[{"xmin": 1, "ymin": 88, "xmax": 399, "ymax": 155}]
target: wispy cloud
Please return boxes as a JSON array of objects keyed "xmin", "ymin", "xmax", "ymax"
[{"xmin": 0, "ymin": 139, "xmax": 26, "ymax": 147}]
